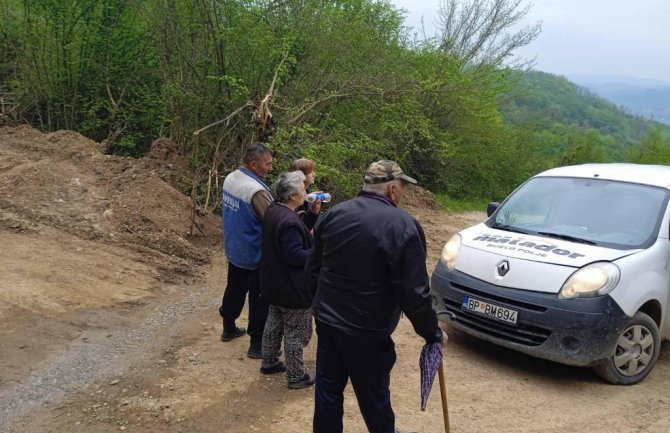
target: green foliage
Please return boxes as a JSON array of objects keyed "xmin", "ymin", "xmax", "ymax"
[
  {"xmin": 0, "ymin": 2, "xmax": 20, "ymax": 82},
  {"xmin": 434, "ymin": 193, "xmax": 490, "ymax": 213},
  {"xmin": 1, "ymin": 0, "xmax": 166, "ymax": 152},
  {"xmin": 626, "ymin": 127, "xmax": 670, "ymax": 164},
  {"xmin": 502, "ymin": 71, "xmax": 670, "ymax": 163},
  {"xmin": 558, "ymin": 128, "xmax": 610, "ymax": 165},
  {"xmin": 2, "ymin": 0, "xmax": 665, "ymax": 210}
]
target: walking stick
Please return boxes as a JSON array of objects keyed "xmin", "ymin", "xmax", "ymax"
[{"xmin": 437, "ymin": 362, "xmax": 451, "ymax": 433}]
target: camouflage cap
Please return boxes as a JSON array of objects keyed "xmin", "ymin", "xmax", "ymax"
[{"xmin": 363, "ymin": 160, "xmax": 417, "ymax": 185}]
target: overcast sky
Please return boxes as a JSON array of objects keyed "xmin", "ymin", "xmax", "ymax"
[{"xmin": 391, "ymin": 0, "xmax": 670, "ymax": 83}]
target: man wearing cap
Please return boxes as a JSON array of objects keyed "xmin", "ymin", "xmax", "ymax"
[
  {"xmin": 307, "ymin": 160, "xmax": 447, "ymax": 433},
  {"xmin": 220, "ymin": 142, "xmax": 274, "ymax": 359}
]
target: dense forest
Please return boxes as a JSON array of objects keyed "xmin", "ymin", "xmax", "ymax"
[
  {"xmin": 0, "ymin": 0, "xmax": 668, "ymax": 209},
  {"xmin": 502, "ymin": 71, "xmax": 670, "ymax": 167}
]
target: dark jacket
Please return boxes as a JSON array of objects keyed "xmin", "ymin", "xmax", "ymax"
[
  {"xmin": 306, "ymin": 191, "xmax": 442, "ymax": 343},
  {"xmin": 260, "ymin": 202, "xmax": 314, "ymax": 308}
]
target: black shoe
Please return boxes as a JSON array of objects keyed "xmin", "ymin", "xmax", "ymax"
[
  {"xmin": 260, "ymin": 362, "xmax": 286, "ymax": 374},
  {"xmin": 247, "ymin": 346, "xmax": 262, "ymax": 359},
  {"xmin": 221, "ymin": 326, "xmax": 246, "ymax": 342},
  {"xmin": 288, "ymin": 373, "xmax": 315, "ymax": 389}
]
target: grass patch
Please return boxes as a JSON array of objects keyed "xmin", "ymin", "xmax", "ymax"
[{"xmin": 435, "ymin": 194, "xmax": 490, "ymax": 213}]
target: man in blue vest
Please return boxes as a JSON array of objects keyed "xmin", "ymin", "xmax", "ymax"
[{"xmin": 220, "ymin": 142, "xmax": 274, "ymax": 358}]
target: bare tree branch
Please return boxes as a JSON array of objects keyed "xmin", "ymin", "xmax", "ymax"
[
  {"xmin": 436, "ymin": 0, "xmax": 541, "ymax": 71},
  {"xmin": 193, "ymin": 101, "xmax": 254, "ymax": 136},
  {"xmin": 193, "ymin": 50, "xmax": 291, "ymax": 138}
]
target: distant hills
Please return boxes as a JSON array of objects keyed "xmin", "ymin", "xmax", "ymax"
[
  {"xmin": 502, "ymin": 71, "xmax": 670, "ymax": 160},
  {"xmin": 567, "ymin": 74, "xmax": 670, "ymax": 126}
]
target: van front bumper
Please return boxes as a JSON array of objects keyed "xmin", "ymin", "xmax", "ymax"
[{"xmin": 431, "ymin": 261, "xmax": 630, "ymax": 367}]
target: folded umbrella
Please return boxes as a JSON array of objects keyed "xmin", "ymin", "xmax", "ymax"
[
  {"xmin": 420, "ymin": 340, "xmax": 450, "ymax": 432},
  {"xmin": 419, "ymin": 341, "xmax": 442, "ymax": 411}
]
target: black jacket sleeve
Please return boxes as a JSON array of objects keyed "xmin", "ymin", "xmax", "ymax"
[
  {"xmin": 392, "ymin": 221, "xmax": 442, "ymax": 343},
  {"xmin": 305, "ymin": 216, "xmax": 325, "ymax": 298}
]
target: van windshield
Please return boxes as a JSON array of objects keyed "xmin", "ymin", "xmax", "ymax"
[{"xmin": 488, "ymin": 177, "xmax": 670, "ymax": 250}]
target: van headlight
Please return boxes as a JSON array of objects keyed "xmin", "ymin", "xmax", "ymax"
[
  {"xmin": 558, "ymin": 262, "xmax": 620, "ymax": 300},
  {"xmin": 440, "ymin": 234, "xmax": 461, "ymax": 271}
]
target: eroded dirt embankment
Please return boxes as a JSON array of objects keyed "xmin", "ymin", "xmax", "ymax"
[{"xmin": 0, "ymin": 125, "xmax": 220, "ymax": 396}]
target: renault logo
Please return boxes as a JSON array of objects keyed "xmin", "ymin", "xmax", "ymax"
[{"xmin": 497, "ymin": 260, "xmax": 510, "ymax": 277}]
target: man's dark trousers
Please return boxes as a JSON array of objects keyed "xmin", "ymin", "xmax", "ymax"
[
  {"xmin": 313, "ymin": 322, "xmax": 397, "ymax": 433},
  {"xmin": 219, "ymin": 262, "xmax": 269, "ymax": 349}
]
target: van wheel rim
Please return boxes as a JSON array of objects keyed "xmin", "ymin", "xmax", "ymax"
[{"xmin": 613, "ymin": 325, "xmax": 654, "ymax": 377}]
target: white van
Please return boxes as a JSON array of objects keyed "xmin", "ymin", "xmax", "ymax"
[{"xmin": 431, "ymin": 163, "xmax": 670, "ymax": 384}]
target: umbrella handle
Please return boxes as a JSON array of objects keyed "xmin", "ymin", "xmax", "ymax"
[{"xmin": 438, "ymin": 362, "xmax": 451, "ymax": 433}]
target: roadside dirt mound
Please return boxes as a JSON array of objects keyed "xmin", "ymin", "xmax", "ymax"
[
  {"xmin": 0, "ymin": 125, "xmax": 220, "ymax": 316},
  {"xmin": 402, "ymin": 184, "xmax": 441, "ymax": 210}
]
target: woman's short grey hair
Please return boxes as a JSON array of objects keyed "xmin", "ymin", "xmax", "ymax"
[
  {"xmin": 361, "ymin": 179, "xmax": 401, "ymax": 197},
  {"xmin": 273, "ymin": 171, "xmax": 306, "ymax": 203}
]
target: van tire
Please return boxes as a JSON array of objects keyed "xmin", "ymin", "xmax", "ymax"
[{"xmin": 592, "ymin": 311, "xmax": 660, "ymax": 385}]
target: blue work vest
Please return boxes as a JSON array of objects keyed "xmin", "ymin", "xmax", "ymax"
[{"xmin": 222, "ymin": 167, "xmax": 272, "ymax": 269}]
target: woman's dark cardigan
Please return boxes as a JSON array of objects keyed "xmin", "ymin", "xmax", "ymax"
[{"xmin": 259, "ymin": 202, "xmax": 314, "ymax": 309}]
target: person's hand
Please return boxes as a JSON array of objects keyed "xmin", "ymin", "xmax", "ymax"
[
  {"xmin": 308, "ymin": 200, "xmax": 322, "ymax": 214},
  {"xmin": 308, "ymin": 190, "xmax": 324, "ymax": 214},
  {"xmin": 439, "ymin": 329, "xmax": 448, "ymax": 348}
]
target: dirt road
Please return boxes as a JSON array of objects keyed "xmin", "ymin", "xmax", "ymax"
[
  {"xmin": 2, "ymin": 126, "xmax": 670, "ymax": 433},
  {"xmin": 3, "ymin": 251, "xmax": 670, "ymax": 433}
]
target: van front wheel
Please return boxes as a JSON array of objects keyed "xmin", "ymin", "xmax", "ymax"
[{"xmin": 592, "ymin": 311, "xmax": 660, "ymax": 385}]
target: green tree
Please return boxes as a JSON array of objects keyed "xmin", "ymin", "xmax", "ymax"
[
  {"xmin": 558, "ymin": 128, "xmax": 610, "ymax": 166},
  {"xmin": 6, "ymin": 0, "xmax": 164, "ymax": 152},
  {"xmin": 627, "ymin": 127, "xmax": 670, "ymax": 164}
]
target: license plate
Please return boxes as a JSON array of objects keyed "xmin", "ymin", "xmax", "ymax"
[{"xmin": 462, "ymin": 296, "xmax": 518, "ymax": 325}]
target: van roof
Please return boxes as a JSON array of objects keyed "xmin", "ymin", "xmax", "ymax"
[{"xmin": 536, "ymin": 163, "xmax": 670, "ymax": 189}]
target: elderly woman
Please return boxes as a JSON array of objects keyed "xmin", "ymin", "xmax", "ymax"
[
  {"xmin": 291, "ymin": 158, "xmax": 321, "ymax": 230},
  {"xmin": 259, "ymin": 170, "xmax": 315, "ymax": 389}
]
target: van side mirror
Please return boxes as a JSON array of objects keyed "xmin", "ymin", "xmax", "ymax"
[{"xmin": 487, "ymin": 202, "xmax": 500, "ymax": 217}]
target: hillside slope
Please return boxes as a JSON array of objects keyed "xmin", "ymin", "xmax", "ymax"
[
  {"xmin": 567, "ymin": 74, "xmax": 670, "ymax": 126},
  {"xmin": 502, "ymin": 71, "xmax": 670, "ymax": 160}
]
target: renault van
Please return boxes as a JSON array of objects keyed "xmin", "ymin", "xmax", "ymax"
[{"xmin": 431, "ymin": 163, "xmax": 670, "ymax": 384}]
